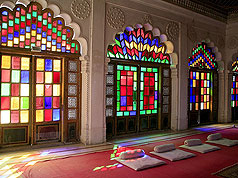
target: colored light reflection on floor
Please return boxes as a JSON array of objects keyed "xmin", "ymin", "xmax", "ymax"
[
  {"xmin": 110, "ymin": 145, "xmax": 133, "ymax": 160},
  {"xmin": 93, "ymin": 163, "xmax": 123, "ymax": 171},
  {"xmin": 194, "ymin": 127, "xmax": 220, "ymax": 132}
]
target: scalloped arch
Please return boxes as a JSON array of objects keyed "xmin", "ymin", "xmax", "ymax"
[{"xmin": 107, "ymin": 24, "xmax": 175, "ymax": 64}]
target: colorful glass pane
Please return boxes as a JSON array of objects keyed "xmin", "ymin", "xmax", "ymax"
[
  {"xmin": 231, "ymin": 74, "xmax": 238, "ymax": 107},
  {"xmin": 0, "ymin": 2, "xmax": 80, "ymax": 54}
]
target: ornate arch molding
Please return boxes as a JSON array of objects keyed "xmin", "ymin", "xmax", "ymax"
[
  {"xmin": 229, "ymin": 52, "xmax": 238, "ymax": 72},
  {"xmin": 106, "ymin": 23, "xmax": 178, "ymax": 69},
  {"xmin": 0, "ymin": 0, "xmax": 88, "ymax": 58}
]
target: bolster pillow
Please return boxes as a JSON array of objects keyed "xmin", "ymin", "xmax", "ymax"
[
  {"xmin": 119, "ymin": 149, "xmax": 145, "ymax": 160},
  {"xmin": 184, "ymin": 139, "xmax": 202, "ymax": 146},
  {"xmin": 154, "ymin": 143, "xmax": 176, "ymax": 153},
  {"xmin": 207, "ymin": 133, "xmax": 222, "ymax": 141}
]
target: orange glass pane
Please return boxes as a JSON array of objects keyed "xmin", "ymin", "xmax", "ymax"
[{"xmin": 36, "ymin": 72, "xmax": 44, "ymax": 83}]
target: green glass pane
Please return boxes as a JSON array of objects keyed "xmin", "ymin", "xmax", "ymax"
[
  {"xmin": 140, "ymin": 82, "xmax": 144, "ymax": 90},
  {"xmin": 133, "ymin": 82, "xmax": 137, "ymax": 90},
  {"xmin": 76, "ymin": 45, "xmax": 78, "ymax": 50},
  {"xmin": 155, "ymin": 82, "xmax": 158, "ymax": 90},
  {"xmin": 141, "ymin": 72, "xmax": 144, "ymax": 81},
  {"xmin": 9, "ymin": 20, "xmax": 14, "ymax": 26},
  {"xmin": 140, "ymin": 110, "xmax": 145, "ymax": 115},
  {"xmin": 155, "ymin": 73, "xmax": 158, "ymax": 81},
  {"xmin": 140, "ymin": 101, "xmax": 143, "ymax": 110},
  {"xmin": 117, "ymin": 112, "xmax": 123, "ymax": 116},
  {"xmin": 57, "ymin": 31, "xmax": 61, "ymax": 36},
  {"xmin": 52, "ymin": 28, "xmax": 57, "ymax": 33},
  {"xmin": 12, "ymin": 70, "xmax": 20, "ymax": 83},
  {"xmin": 134, "ymin": 72, "xmax": 137, "ymax": 81},
  {"xmin": 133, "ymin": 92, "xmax": 137, "ymax": 100},
  {"xmin": 153, "ymin": 68, "xmax": 158, "ymax": 72},
  {"xmin": 72, "ymin": 43, "xmax": 75, "ymax": 47},
  {"xmin": 131, "ymin": 66, "xmax": 137, "ymax": 71},
  {"xmin": 231, "ymin": 88, "xmax": 233, "ymax": 94},
  {"xmin": 133, "ymin": 101, "xmax": 136, "ymax": 110},
  {"xmin": 2, "ymin": 23, "xmax": 7, "ymax": 29},
  {"xmin": 32, "ymin": 11, "xmax": 37, "ymax": 17},
  {"xmin": 154, "ymin": 102, "xmax": 157, "ymax": 109},
  {"xmin": 124, "ymin": 112, "xmax": 129, "ymax": 116},
  {"xmin": 27, "ymin": 13, "xmax": 31, "ymax": 19},
  {"xmin": 117, "ymin": 81, "xmax": 120, "ymax": 91},
  {"xmin": 31, "ymin": 43, "xmax": 35, "ymax": 47},
  {"xmin": 15, "ymin": 18, "xmax": 19, "ymax": 24},
  {"xmin": 125, "ymin": 66, "xmax": 130, "ymax": 71},
  {"xmin": 1, "ymin": 83, "xmax": 10, "ymax": 96},
  {"xmin": 147, "ymin": 68, "xmax": 152, "ymax": 72},
  {"xmin": 117, "ymin": 71, "xmax": 120, "ymax": 80},
  {"xmin": 117, "ymin": 65, "xmax": 123, "ymax": 70},
  {"xmin": 117, "ymin": 92, "xmax": 120, "ymax": 101},
  {"xmin": 48, "ymin": 24, "xmax": 52, "ymax": 29},
  {"xmin": 21, "ymin": 16, "xmax": 25, "ymax": 22},
  {"xmin": 207, "ymin": 73, "xmax": 210, "ymax": 80},
  {"xmin": 146, "ymin": 110, "xmax": 151, "ymax": 114},
  {"xmin": 43, "ymin": 20, "xmax": 47, "ymax": 25},
  {"xmin": 141, "ymin": 67, "xmax": 146, "ymax": 72},
  {"xmin": 152, "ymin": 110, "xmax": 157, "ymax": 114},
  {"xmin": 231, "ymin": 101, "xmax": 234, "ymax": 107},
  {"xmin": 140, "ymin": 92, "xmax": 143, "ymax": 99},
  {"xmin": 62, "ymin": 35, "xmax": 66, "ymax": 40},
  {"xmin": 21, "ymin": 97, "xmax": 29, "ymax": 109},
  {"xmin": 117, "ymin": 102, "xmax": 120, "ymax": 111},
  {"xmin": 38, "ymin": 16, "xmax": 42, "ymax": 21}
]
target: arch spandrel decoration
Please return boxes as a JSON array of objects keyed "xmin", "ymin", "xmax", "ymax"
[
  {"xmin": 188, "ymin": 42, "xmax": 217, "ymax": 70},
  {"xmin": 0, "ymin": 2, "xmax": 80, "ymax": 54},
  {"xmin": 232, "ymin": 60, "xmax": 238, "ymax": 72},
  {"xmin": 107, "ymin": 27, "xmax": 170, "ymax": 64}
]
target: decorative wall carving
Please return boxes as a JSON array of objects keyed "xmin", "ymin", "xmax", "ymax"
[
  {"xmin": 187, "ymin": 25, "xmax": 197, "ymax": 43},
  {"xmin": 106, "ymin": 7, "xmax": 125, "ymax": 29},
  {"xmin": 71, "ymin": 0, "xmax": 91, "ymax": 20},
  {"xmin": 227, "ymin": 36, "xmax": 238, "ymax": 49},
  {"xmin": 166, "ymin": 22, "xmax": 179, "ymax": 41},
  {"xmin": 142, "ymin": 14, "xmax": 153, "ymax": 25}
]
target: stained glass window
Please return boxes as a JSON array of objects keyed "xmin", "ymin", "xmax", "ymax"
[
  {"xmin": 189, "ymin": 71, "xmax": 200, "ymax": 111},
  {"xmin": 0, "ymin": 55, "xmax": 30, "ymax": 124},
  {"xmin": 116, "ymin": 65, "xmax": 137, "ymax": 117},
  {"xmin": 140, "ymin": 67, "xmax": 158, "ymax": 115},
  {"xmin": 0, "ymin": 2, "xmax": 80, "ymax": 54},
  {"xmin": 35, "ymin": 58, "xmax": 61, "ymax": 122},
  {"xmin": 107, "ymin": 28, "xmax": 170, "ymax": 64},
  {"xmin": 231, "ymin": 60, "xmax": 238, "ymax": 107}
]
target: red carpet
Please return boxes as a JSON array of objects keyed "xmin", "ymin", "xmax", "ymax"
[{"xmin": 22, "ymin": 128, "xmax": 238, "ymax": 178}]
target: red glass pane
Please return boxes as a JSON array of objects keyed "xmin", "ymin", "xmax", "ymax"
[
  {"xmin": 201, "ymin": 95, "xmax": 204, "ymax": 102},
  {"xmin": 26, "ymin": 20, "xmax": 31, "ymax": 26},
  {"xmin": 21, "ymin": 9, "xmax": 25, "ymax": 15},
  {"xmin": 2, "ymin": 16, "xmax": 7, "ymax": 22},
  {"xmin": 11, "ymin": 84, "xmax": 19, "ymax": 96},
  {"xmin": 11, "ymin": 111, "xmax": 19, "ymax": 123},
  {"xmin": 127, "ymin": 106, "xmax": 133, "ymax": 111},
  {"xmin": 127, "ymin": 86, "xmax": 133, "ymax": 95},
  {"xmin": 15, "ymin": 25, "xmax": 19, "ymax": 30},
  {"xmin": 150, "ymin": 73, "xmax": 154, "ymax": 76},
  {"xmin": 52, "ymin": 33, "xmax": 57, "ymax": 39},
  {"xmin": 1, "ymin": 97, "xmax": 10, "ymax": 110},
  {"xmin": 45, "ymin": 85, "xmax": 52, "ymax": 96},
  {"xmin": 63, "ymin": 29, "xmax": 66, "ymax": 34},
  {"xmin": 144, "ymin": 96, "xmax": 148, "ymax": 105},
  {"xmin": 9, "ymin": 27, "xmax": 13, "ymax": 33},
  {"xmin": 58, "ymin": 26, "xmax": 62, "ymax": 31},
  {"xmin": 36, "ymin": 97, "xmax": 44, "ymax": 109},
  {"xmin": 149, "ymin": 87, "xmax": 154, "ymax": 95},
  {"xmin": 149, "ymin": 96, "xmax": 154, "ymax": 104},
  {"xmin": 45, "ymin": 110, "xmax": 52, "ymax": 121},
  {"xmin": 53, "ymin": 72, "xmax": 60, "ymax": 83},
  {"xmin": 120, "ymin": 86, "xmax": 126, "ymax": 96},
  {"xmin": 201, "ymin": 80, "xmax": 204, "ymax": 87},
  {"xmin": 53, "ymin": 97, "xmax": 60, "ymax": 108},
  {"xmin": 16, "ymin": 11, "xmax": 20, "ymax": 17},
  {"xmin": 48, "ymin": 17, "xmax": 51, "ymax": 23},
  {"xmin": 121, "ymin": 76, "xmax": 126, "ymax": 85},
  {"xmin": 204, "ymin": 88, "xmax": 207, "ymax": 94},
  {"xmin": 21, "ymin": 22, "xmax": 25, "ymax": 28},
  {"xmin": 2, "ymin": 29, "xmax": 7, "ymax": 36},
  {"xmin": 53, "ymin": 21, "xmax": 57, "ymax": 27},
  {"xmin": 31, "ymin": 37, "xmax": 36, "ymax": 42},
  {"xmin": 121, "ymin": 71, "xmax": 126, "ymax": 75},
  {"xmin": 120, "ymin": 106, "xmax": 126, "ymax": 111},
  {"xmin": 33, "ymin": 5, "xmax": 37, "ymax": 10},
  {"xmin": 127, "ymin": 71, "xmax": 133, "ymax": 76},
  {"xmin": 20, "ymin": 42, "xmax": 24, "ymax": 48},
  {"xmin": 204, "ymin": 73, "xmax": 207, "ymax": 79},
  {"xmin": 57, "ymin": 37, "xmax": 61, "ymax": 42},
  {"xmin": 1, "ymin": 70, "xmax": 10, "ymax": 82},
  {"xmin": 43, "ymin": 26, "xmax": 47, "ymax": 31},
  {"xmin": 196, "ymin": 96, "xmax": 199, "ymax": 102},
  {"xmin": 144, "ymin": 87, "xmax": 149, "ymax": 95},
  {"xmin": 144, "ymin": 77, "xmax": 149, "ymax": 86},
  {"xmin": 127, "ymin": 76, "xmax": 133, "ymax": 85},
  {"xmin": 43, "ymin": 13, "xmax": 47, "ymax": 18},
  {"xmin": 9, "ymin": 14, "xmax": 13, "ymax": 20},
  {"xmin": 150, "ymin": 77, "xmax": 155, "ymax": 86},
  {"xmin": 144, "ymin": 106, "xmax": 148, "ymax": 110},
  {"xmin": 38, "ymin": 22, "xmax": 42, "ymax": 27},
  {"xmin": 144, "ymin": 72, "xmax": 149, "ymax": 76},
  {"xmin": 47, "ymin": 30, "xmax": 52, "ymax": 35},
  {"xmin": 127, "ymin": 96, "xmax": 133, "ymax": 105},
  {"xmin": 36, "ymin": 72, "xmax": 44, "ymax": 83},
  {"xmin": 12, "ymin": 56, "xmax": 20, "ymax": 69},
  {"xmin": 26, "ymin": 40, "xmax": 30, "ymax": 45},
  {"xmin": 149, "ymin": 105, "xmax": 154, "ymax": 109}
]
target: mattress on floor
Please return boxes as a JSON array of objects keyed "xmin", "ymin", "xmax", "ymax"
[
  {"xmin": 116, "ymin": 155, "xmax": 165, "ymax": 171},
  {"xmin": 179, "ymin": 144, "xmax": 220, "ymax": 154},
  {"xmin": 150, "ymin": 149, "xmax": 196, "ymax": 162},
  {"xmin": 206, "ymin": 138, "xmax": 238, "ymax": 147}
]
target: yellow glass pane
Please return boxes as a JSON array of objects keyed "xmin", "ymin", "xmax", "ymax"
[
  {"xmin": 207, "ymin": 89, "xmax": 210, "ymax": 95},
  {"xmin": 204, "ymin": 95, "xmax": 207, "ymax": 102},
  {"xmin": 204, "ymin": 80, "xmax": 207, "ymax": 87},
  {"xmin": 45, "ymin": 72, "xmax": 52, "ymax": 83},
  {"xmin": 36, "ymin": 110, "xmax": 43, "ymax": 122},
  {"xmin": 195, "ymin": 103, "xmax": 198, "ymax": 110},
  {"xmin": 42, "ymin": 38, "xmax": 46, "ymax": 44},
  {"xmin": 20, "ymin": 110, "xmax": 29, "ymax": 123},
  {"xmin": 20, "ymin": 35, "xmax": 25, "ymax": 41},
  {"xmin": 193, "ymin": 80, "xmax": 196, "ymax": 87},
  {"xmin": 11, "ymin": 97, "xmax": 19, "ymax": 110},
  {"xmin": 1, "ymin": 55, "xmax": 11, "ymax": 69},
  {"xmin": 26, "ymin": 33, "xmax": 30, "ymax": 39},
  {"xmin": 37, "ymin": 34, "xmax": 41, "ymax": 40},
  {"xmin": 31, "ymin": 30, "xmax": 36, "ymax": 36},
  {"xmin": 14, "ymin": 38, "xmax": 19, "ymax": 44},
  {"xmin": 53, "ymin": 60, "xmax": 61, "ymax": 71},
  {"xmin": 207, "ymin": 102, "xmax": 210, "ymax": 109},
  {"xmin": 21, "ymin": 84, "xmax": 29, "ymax": 96},
  {"xmin": 47, "ymin": 42, "xmax": 51, "ymax": 48},
  {"xmin": 52, "ymin": 46, "xmax": 56, "ymax": 51},
  {"xmin": 1, "ymin": 110, "xmax": 10, "ymax": 124},
  {"xmin": 204, "ymin": 103, "xmax": 207, "ymax": 109},
  {"xmin": 53, "ymin": 84, "xmax": 60, "ymax": 96},
  {"xmin": 21, "ymin": 57, "xmax": 30, "ymax": 70},
  {"xmin": 7, "ymin": 41, "xmax": 13, "ymax": 47},
  {"xmin": 196, "ymin": 72, "xmax": 199, "ymax": 80},
  {"xmin": 36, "ymin": 58, "xmax": 44, "ymax": 71},
  {"xmin": 36, "ymin": 84, "xmax": 44, "ymax": 96},
  {"xmin": 201, "ymin": 88, "xmax": 203, "ymax": 95},
  {"xmin": 201, "ymin": 73, "xmax": 204, "ymax": 80}
]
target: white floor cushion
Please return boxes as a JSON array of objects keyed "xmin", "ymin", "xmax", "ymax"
[
  {"xmin": 179, "ymin": 143, "xmax": 220, "ymax": 153},
  {"xmin": 150, "ymin": 149, "xmax": 195, "ymax": 161},
  {"xmin": 206, "ymin": 138, "xmax": 238, "ymax": 147},
  {"xmin": 116, "ymin": 155, "xmax": 165, "ymax": 171}
]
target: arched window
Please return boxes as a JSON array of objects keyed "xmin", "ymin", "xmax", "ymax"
[
  {"xmin": 231, "ymin": 60, "xmax": 238, "ymax": 121},
  {"xmin": 106, "ymin": 26, "xmax": 171, "ymax": 138},
  {"xmin": 0, "ymin": 2, "xmax": 81, "ymax": 145},
  {"xmin": 188, "ymin": 42, "xmax": 218, "ymax": 126}
]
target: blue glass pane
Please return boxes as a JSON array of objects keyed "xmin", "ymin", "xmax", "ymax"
[
  {"xmin": 2, "ymin": 11, "xmax": 8, "ymax": 15},
  {"xmin": 130, "ymin": 111, "xmax": 136, "ymax": 116},
  {"xmin": 21, "ymin": 71, "xmax": 29, "ymax": 83},
  {"xmin": 57, "ymin": 44, "xmax": 61, "ymax": 49},
  {"xmin": 232, "ymin": 95, "xmax": 234, "ymax": 101},
  {"xmin": 52, "ymin": 40, "xmax": 56, "ymax": 45},
  {"xmin": 154, "ymin": 91, "xmax": 157, "ymax": 100},
  {"xmin": 37, "ymin": 28, "xmax": 42, "ymax": 33},
  {"xmin": 26, "ymin": 26, "xmax": 30, "ymax": 32},
  {"xmin": 62, "ymin": 47, "xmax": 66, "ymax": 52},
  {"xmin": 2, "ymin": 37, "xmax": 7, "ymax": 43},
  {"xmin": 45, "ymin": 59, "xmax": 52, "ymax": 71},
  {"xmin": 53, "ymin": 109, "xmax": 60, "ymax": 121},
  {"xmin": 32, "ymin": 24, "xmax": 36, "ymax": 30},
  {"xmin": 45, "ymin": 97, "xmax": 52, "ymax": 109},
  {"xmin": 8, "ymin": 34, "xmax": 13, "ymax": 40},
  {"xmin": 42, "ymin": 44, "xmax": 46, "ymax": 50},
  {"xmin": 14, "ymin": 31, "xmax": 19, "ymax": 37},
  {"xmin": 58, "ymin": 20, "xmax": 62, "ymax": 25},
  {"xmin": 20, "ymin": 29, "xmax": 25, "ymax": 35},
  {"xmin": 47, "ymin": 36, "xmax": 51, "ymax": 41},
  {"xmin": 121, "ymin": 96, "xmax": 127, "ymax": 106},
  {"xmin": 42, "ymin": 32, "xmax": 46, "ymax": 38}
]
